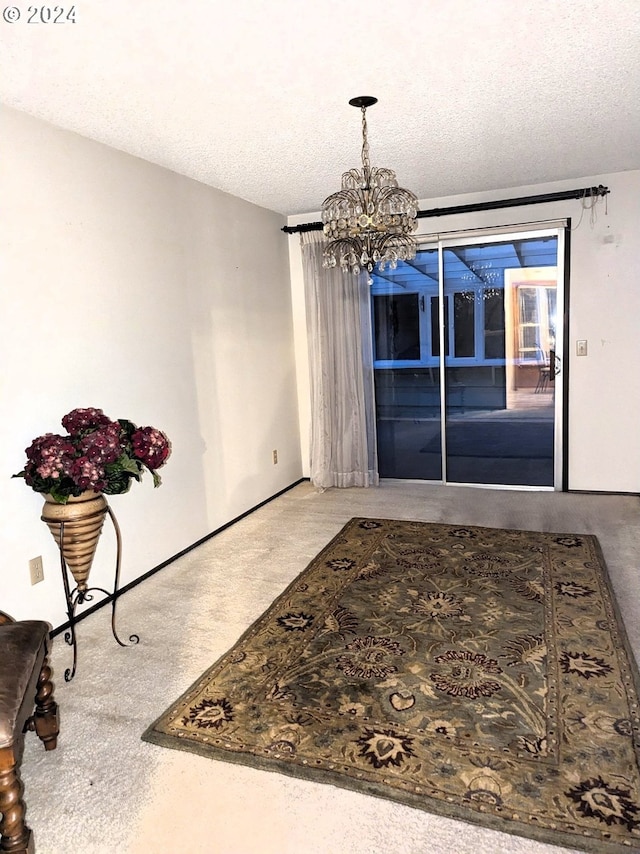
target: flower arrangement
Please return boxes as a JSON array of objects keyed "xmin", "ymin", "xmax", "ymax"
[{"xmin": 13, "ymin": 407, "xmax": 171, "ymax": 504}]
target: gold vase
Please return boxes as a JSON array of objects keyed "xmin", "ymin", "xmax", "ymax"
[{"xmin": 41, "ymin": 491, "xmax": 108, "ymax": 591}]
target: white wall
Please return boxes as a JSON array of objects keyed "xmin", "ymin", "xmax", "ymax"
[
  {"xmin": 0, "ymin": 105, "xmax": 302, "ymax": 626},
  {"xmin": 288, "ymin": 171, "xmax": 640, "ymax": 493}
]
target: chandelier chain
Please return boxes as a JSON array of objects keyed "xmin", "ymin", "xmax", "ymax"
[{"xmin": 360, "ymin": 106, "xmax": 371, "ymax": 176}]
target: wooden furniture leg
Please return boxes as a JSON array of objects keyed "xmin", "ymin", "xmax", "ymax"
[
  {"xmin": 0, "ymin": 751, "xmax": 33, "ymax": 854},
  {"xmin": 28, "ymin": 658, "xmax": 59, "ymax": 751}
]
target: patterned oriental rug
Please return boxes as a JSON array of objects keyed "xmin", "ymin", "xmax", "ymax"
[{"xmin": 143, "ymin": 519, "xmax": 640, "ymax": 853}]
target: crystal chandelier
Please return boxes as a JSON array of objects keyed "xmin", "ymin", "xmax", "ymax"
[{"xmin": 321, "ymin": 96, "xmax": 418, "ymax": 277}]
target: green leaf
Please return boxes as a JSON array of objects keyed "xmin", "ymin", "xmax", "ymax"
[
  {"xmin": 48, "ymin": 484, "xmax": 70, "ymax": 504},
  {"xmin": 103, "ymin": 471, "xmax": 133, "ymax": 495},
  {"xmin": 117, "ymin": 453, "xmax": 143, "ymax": 476},
  {"xmin": 152, "ymin": 470, "xmax": 162, "ymax": 488},
  {"xmin": 117, "ymin": 419, "xmax": 137, "ymax": 440}
]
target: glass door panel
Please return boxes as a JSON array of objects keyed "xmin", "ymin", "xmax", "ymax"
[
  {"xmin": 372, "ymin": 246, "xmax": 442, "ymax": 480},
  {"xmin": 442, "ymin": 235, "xmax": 559, "ymax": 486}
]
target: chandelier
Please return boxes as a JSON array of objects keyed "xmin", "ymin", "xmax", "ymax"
[{"xmin": 321, "ymin": 96, "xmax": 418, "ymax": 277}]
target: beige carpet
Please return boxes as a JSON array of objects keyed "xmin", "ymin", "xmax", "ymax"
[{"xmin": 18, "ymin": 481, "xmax": 640, "ymax": 853}]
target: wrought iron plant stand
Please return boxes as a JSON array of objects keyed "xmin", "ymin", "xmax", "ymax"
[{"xmin": 42, "ymin": 494, "xmax": 139, "ymax": 681}]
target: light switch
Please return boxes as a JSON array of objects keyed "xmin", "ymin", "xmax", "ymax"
[{"xmin": 576, "ymin": 340, "xmax": 588, "ymax": 357}]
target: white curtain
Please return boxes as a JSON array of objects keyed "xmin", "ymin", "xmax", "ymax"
[{"xmin": 300, "ymin": 231, "xmax": 379, "ymax": 489}]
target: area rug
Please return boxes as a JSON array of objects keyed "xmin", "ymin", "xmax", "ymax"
[
  {"xmin": 421, "ymin": 420, "xmax": 553, "ymax": 458},
  {"xmin": 143, "ymin": 519, "xmax": 640, "ymax": 853}
]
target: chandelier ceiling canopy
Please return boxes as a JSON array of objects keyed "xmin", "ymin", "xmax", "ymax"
[{"xmin": 321, "ymin": 96, "xmax": 418, "ymax": 277}]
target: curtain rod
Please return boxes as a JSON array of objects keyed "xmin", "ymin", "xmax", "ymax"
[{"xmin": 281, "ymin": 184, "xmax": 609, "ymax": 235}]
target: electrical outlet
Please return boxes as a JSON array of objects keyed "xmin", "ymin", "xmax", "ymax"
[
  {"xmin": 29, "ymin": 556, "xmax": 44, "ymax": 585},
  {"xmin": 272, "ymin": 449, "xmax": 278, "ymax": 464}
]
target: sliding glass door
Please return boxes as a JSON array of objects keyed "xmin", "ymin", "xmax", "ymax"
[{"xmin": 371, "ymin": 228, "xmax": 564, "ymax": 488}]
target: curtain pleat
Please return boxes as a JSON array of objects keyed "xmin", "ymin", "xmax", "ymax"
[{"xmin": 301, "ymin": 232, "xmax": 379, "ymax": 489}]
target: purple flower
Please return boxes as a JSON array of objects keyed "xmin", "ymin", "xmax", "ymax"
[
  {"xmin": 79, "ymin": 422, "xmax": 122, "ymax": 465},
  {"xmin": 14, "ymin": 408, "xmax": 171, "ymax": 502},
  {"xmin": 23, "ymin": 434, "xmax": 76, "ymax": 485},
  {"xmin": 131, "ymin": 427, "xmax": 171, "ymax": 470},
  {"xmin": 69, "ymin": 456, "xmax": 107, "ymax": 491},
  {"xmin": 61, "ymin": 407, "xmax": 112, "ymax": 436}
]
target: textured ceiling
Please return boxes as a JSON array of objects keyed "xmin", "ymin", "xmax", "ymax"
[{"xmin": 1, "ymin": 0, "xmax": 639, "ymax": 215}]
